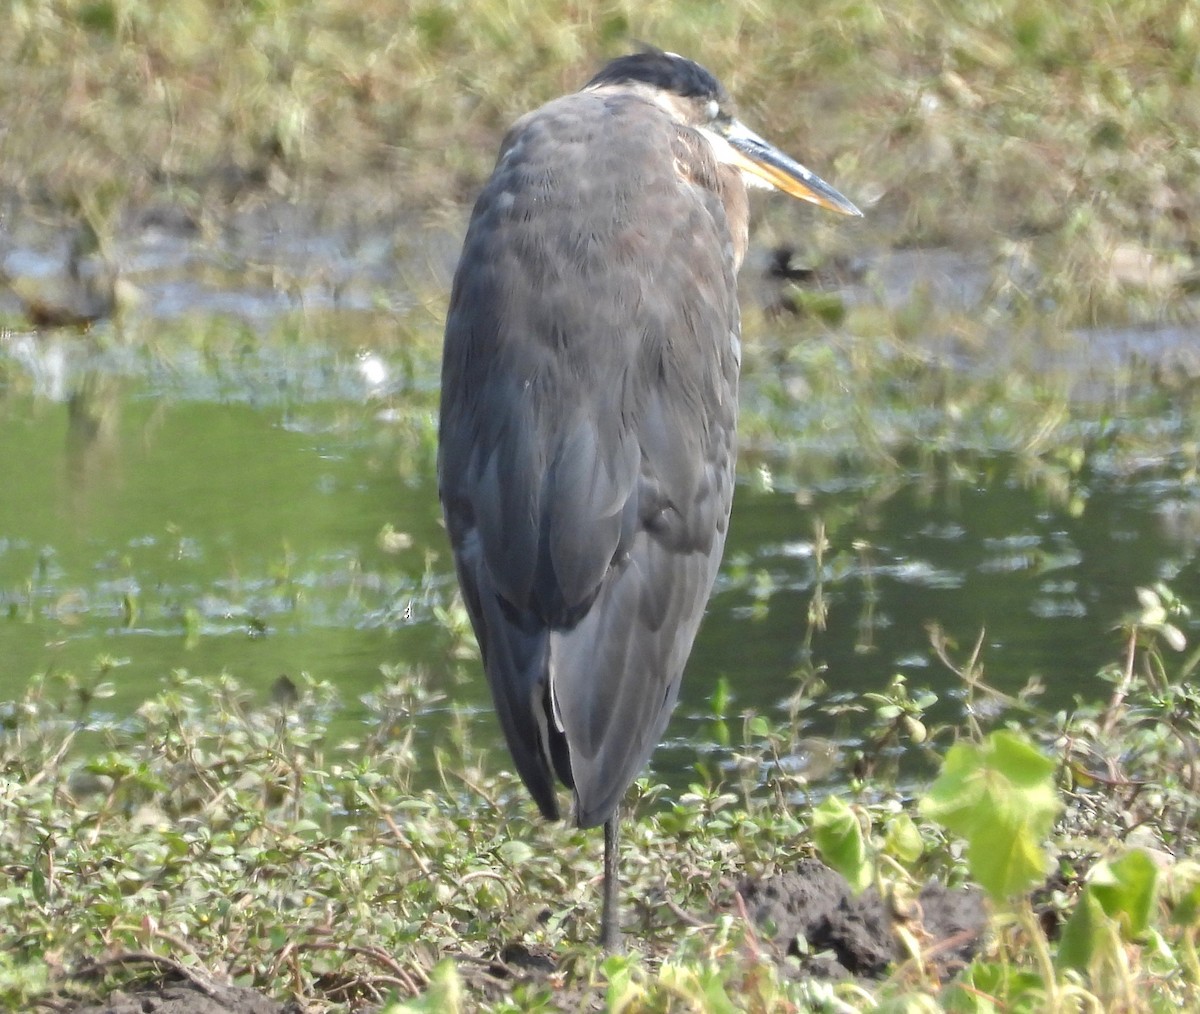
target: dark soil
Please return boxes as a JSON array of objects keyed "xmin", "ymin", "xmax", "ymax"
[
  {"xmin": 67, "ymin": 980, "xmax": 287, "ymax": 1014},
  {"xmin": 737, "ymin": 857, "xmax": 988, "ymax": 978}
]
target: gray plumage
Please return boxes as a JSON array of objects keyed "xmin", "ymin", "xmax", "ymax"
[
  {"xmin": 440, "ymin": 84, "xmax": 741, "ymax": 828},
  {"xmin": 437, "ymin": 49, "xmax": 859, "ymax": 946}
]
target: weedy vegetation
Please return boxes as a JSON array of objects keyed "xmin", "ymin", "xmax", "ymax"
[
  {"xmin": 2, "ymin": 0, "xmax": 1199, "ymax": 1010},
  {"xmin": 1, "ymin": 588, "xmax": 1199, "ymax": 1010}
]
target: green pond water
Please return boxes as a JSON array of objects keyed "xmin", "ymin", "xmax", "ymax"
[{"xmin": 1, "ymin": 258, "xmax": 1198, "ymax": 795}]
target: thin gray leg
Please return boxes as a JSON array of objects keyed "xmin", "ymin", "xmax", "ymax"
[{"xmin": 600, "ymin": 810, "xmax": 622, "ymax": 952}]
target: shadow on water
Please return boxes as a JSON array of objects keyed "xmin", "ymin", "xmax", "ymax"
[{"xmin": 1, "ymin": 218, "xmax": 1198, "ymax": 796}]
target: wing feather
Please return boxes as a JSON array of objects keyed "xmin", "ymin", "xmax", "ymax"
[{"xmin": 438, "ymin": 89, "xmax": 741, "ymax": 827}]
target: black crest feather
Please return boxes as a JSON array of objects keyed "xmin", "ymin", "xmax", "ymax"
[{"xmin": 585, "ymin": 49, "xmax": 728, "ymax": 104}]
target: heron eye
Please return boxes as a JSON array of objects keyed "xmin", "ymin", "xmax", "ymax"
[{"xmin": 705, "ymin": 99, "xmax": 720, "ymax": 121}]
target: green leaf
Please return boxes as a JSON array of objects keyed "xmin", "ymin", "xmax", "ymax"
[
  {"xmin": 602, "ymin": 954, "xmax": 643, "ymax": 1009},
  {"xmin": 496, "ymin": 840, "xmax": 534, "ymax": 866},
  {"xmin": 812, "ymin": 795, "xmax": 870, "ymax": 893},
  {"xmin": 919, "ymin": 730, "xmax": 1060, "ymax": 901},
  {"xmin": 747, "ymin": 715, "xmax": 771, "ymax": 738},
  {"xmin": 30, "ymin": 864, "xmax": 47, "ymax": 906},
  {"xmin": 1089, "ymin": 849, "xmax": 1158, "ymax": 939},
  {"xmin": 883, "ymin": 813, "xmax": 924, "ymax": 865},
  {"xmin": 785, "ymin": 287, "xmax": 847, "ymax": 326},
  {"xmin": 711, "ymin": 717, "xmax": 730, "ymax": 748},
  {"xmin": 945, "ymin": 961, "xmax": 1043, "ymax": 1012},
  {"xmin": 1060, "ymin": 848, "xmax": 1160, "ymax": 971},
  {"xmin": 912, "ymin": 688, "xmax": 939, "ymax": 710},
  {"xmin": 1169, "ymin": 865, "xmax": 1200, "ymax": 927},
  {"xmin": 710, "ymin": 675, "xmax": 730, "ymax": 716},
  {"xmin": 1058, "ymin": 887, "xmax": 1111, "ymax": 972}
]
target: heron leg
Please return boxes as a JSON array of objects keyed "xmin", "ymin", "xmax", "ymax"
[{"xmin": 600, "ymin": 810, "xmax": 622, "ymax": 952}]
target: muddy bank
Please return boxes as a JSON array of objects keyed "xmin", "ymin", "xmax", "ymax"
[
  {"xmin": 5, "ymin": 191, "xmax": 1196, "ymax": 388},
  {"xmin": 70, "ymin": 982, "xmax": 288, "ymax": 1014},
  {"xmin": 738, "ymin": 857, "xmax": 986, "ymax": 978}
]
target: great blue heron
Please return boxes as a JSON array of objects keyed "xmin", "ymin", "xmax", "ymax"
[{"xmin": 438, "ymin": 49, "xmax": 860, "ymax": 950}]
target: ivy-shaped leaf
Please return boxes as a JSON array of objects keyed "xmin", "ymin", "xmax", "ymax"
[
  {"xmin": 919, "ymin": 730, "xmax": 1060, "ymax": 902},
  {"xmin": 812, "ymin": 795, "xmax": 870, "ymax": 893}
]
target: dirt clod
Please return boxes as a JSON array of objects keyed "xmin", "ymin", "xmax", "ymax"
[
  {"xmin": 67, "ymin": 981, "xmax": 286, "ymax": 1014},
  {"xmin": 738, "ymin": 858, "xmax": 986, "ymax": 978}
]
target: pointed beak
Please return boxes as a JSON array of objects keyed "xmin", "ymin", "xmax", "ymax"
[{"xmin": 720, "ymin": 119, "xmax": 862, "ymax": 217}]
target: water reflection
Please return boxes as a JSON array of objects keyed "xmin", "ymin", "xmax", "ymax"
[
  {"xmin": 701, "ymin": 460, "xmax": 1199, "ymax": 736},
  {"xmin": 1, "ymin": 336, "xmax": 1198, "ymax": 794},
  {"xmin": 65, "ymin": 370, "xmax": 125, "ymax": 510}
]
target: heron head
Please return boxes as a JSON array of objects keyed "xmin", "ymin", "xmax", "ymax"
[{"xmin": 584, "ymin": 49, "xmax": 862, "ymax": 218}]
